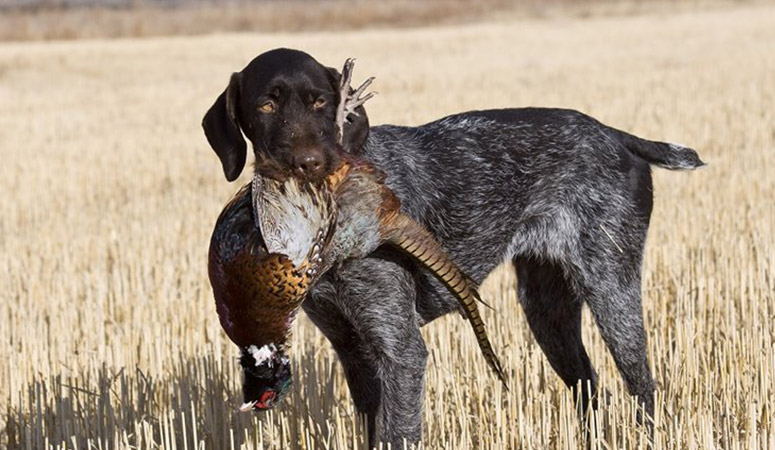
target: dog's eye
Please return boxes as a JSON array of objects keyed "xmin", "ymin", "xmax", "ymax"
[
  {"xmin": 259, "ymin": 101, "xmax": 276, "ymax": 114},
  {"xmin": 313, "ymin": 97, "xmax": 326, "ymax": 110}
]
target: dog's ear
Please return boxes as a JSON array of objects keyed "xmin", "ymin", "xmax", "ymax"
[
  {"xmin": 202, "ymin": 72, "xmax": 246, "ymax": 182},
  {"xmin": 327, "ymin": 67, "xmax": 370, "ymax": 155}
]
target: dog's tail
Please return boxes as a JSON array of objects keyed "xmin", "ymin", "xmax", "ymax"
[{"xmin": 607, "ymin": 128, "xmax": 705, "ymax": 170}]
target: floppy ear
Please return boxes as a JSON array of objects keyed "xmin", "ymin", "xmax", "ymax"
[
  {"xmin": 327, "ymin": 67, "xmax": 370, "ymax": 155},
  {"xmin": 202, "ymin": 72, "xmax": 246, "ymax": 182}
]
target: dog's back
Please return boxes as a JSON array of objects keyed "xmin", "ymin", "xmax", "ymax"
[
  {"xmin": 365, "ymin": 107, "xmax": 702, "ymax": 279},
  {"xmin": 363, "ymin": 106, "xmax": 703, "ymax": 331}
]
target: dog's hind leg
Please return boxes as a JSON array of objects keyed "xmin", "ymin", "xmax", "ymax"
[
  {"xmin": 513, "ymin": 256, "xmax": 598, "ymax": 415},
  {"xmin": 582, "ymin": 270, "xmax": 655, "ymax": 421}
]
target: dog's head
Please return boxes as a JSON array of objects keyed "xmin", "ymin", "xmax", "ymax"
[{"xmin": 202, "ymin": 48, "xmax": 370, "ymax": 183}]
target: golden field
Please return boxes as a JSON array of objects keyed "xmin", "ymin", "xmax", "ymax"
[{"xmin": 1, "ymin": 4, "xmax": 774, "ymax": 449}]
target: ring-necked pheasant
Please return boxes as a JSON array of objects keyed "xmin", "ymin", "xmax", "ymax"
[
  {"xmin": 208, "ymin": 59, "xmax": 507, "ymax": 412},
  {"xmin": 209, "ymin": 176, "xmax": 335, "ymax": 411}
]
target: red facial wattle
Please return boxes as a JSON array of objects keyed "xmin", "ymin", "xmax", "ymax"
[{"xmin": 256, "ymin": 390, "xmax": 277, "ymax": 409}]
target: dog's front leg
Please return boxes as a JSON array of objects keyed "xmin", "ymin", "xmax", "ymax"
[
  {"xmin": 305, "ymin": 250, "xmax": 427, "ymax": 449},
  {"xmin": 370, "ymin": 336, "xmax": 427, "ymax": 449}
]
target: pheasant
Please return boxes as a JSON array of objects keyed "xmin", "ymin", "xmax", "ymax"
[
  {"xmin": 208, "ymin": 177, "xmax": 335, "ymax": 411},
  {"xmin": 208, "ymin": 59, "xmax": 507, "ymax": 412}
]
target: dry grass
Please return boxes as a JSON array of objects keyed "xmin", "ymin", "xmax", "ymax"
[
  {"xmin": 1, "ymin": 3, "xmax": 774, "ymax": 449},
  {"xmin": 0, "ymin": 0, "xmax": 506, "ymax": 41},
  {"xmin": 0, "ymin": 0, "xmax": 737, "ymax": 42}
]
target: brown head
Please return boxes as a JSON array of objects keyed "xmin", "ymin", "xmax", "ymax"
[{"xmin": 202, "ymin": 48, "xmax": 370, "ymax": 183}]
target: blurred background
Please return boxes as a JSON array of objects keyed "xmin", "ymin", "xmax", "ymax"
[{"xmin": 0, "ymin": 0, "xmax": 730, "ymax": 41}]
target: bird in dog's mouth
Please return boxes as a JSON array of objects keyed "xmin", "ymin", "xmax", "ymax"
[{"xmin": 208, "ymin": 59, "xmax": 508, "ymax": 413}]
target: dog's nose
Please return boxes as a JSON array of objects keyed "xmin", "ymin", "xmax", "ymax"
[{"xmin": 292, "ymin": 149, "xmax": 325, "ymax": 177}]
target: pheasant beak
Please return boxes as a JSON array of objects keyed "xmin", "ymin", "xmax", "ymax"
[{"xmin": 239, "ymin": 401, "xmax": 257, "ymax": 412}]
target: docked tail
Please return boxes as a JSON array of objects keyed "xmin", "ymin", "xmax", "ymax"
[
  {"xmin": 385, "ymin": 213, "xmax": 509, "ymax": 389},
  {"xmin": 608, "ymin": 128, "xmax": 705, "ymax": 170}
]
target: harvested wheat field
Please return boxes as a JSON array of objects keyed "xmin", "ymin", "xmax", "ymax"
[{"xmin": 1, "ymin": 3, "xmax": 774, "ymax": 449}]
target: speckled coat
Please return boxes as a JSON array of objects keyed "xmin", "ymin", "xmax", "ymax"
[{"xmin": 302, "ymin": 108, "xmax": 703, "ymax": 446}]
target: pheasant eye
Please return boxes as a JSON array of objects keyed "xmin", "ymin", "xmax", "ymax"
[{"xmin": 313, "ymin": 97, "xmax": 326, "ymax": 109}]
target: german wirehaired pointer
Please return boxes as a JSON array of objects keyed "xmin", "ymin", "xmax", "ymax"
[{"xmin": 202, "ymin": 48, "xmax": 704, "ymax": 448}]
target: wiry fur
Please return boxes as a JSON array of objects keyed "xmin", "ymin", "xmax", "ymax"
[
  {"xmin": 203, "ymin": 49, "xmax": 704, "ymax": 449},
  {"xmin": 304, "ymin": 108, "xmax": 703, "ymax": 447}
]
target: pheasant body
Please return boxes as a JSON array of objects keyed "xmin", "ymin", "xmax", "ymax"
[
  {"xmin": 210, "ymin": 158, "xmax": 507, "ymax": 415},
  {"xmin": 209, "ymin": 180, "xmax": 334, "ymax": 350}
]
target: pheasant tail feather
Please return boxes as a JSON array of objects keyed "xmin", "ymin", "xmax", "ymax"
[{"xmin": 383, "ymin": 214, "xmax": 509, "ymax": 389}]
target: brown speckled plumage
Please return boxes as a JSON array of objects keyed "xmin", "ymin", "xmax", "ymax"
[{"xmin": 208, "ymin": 183, "xmax": 333, "ymax": 350}]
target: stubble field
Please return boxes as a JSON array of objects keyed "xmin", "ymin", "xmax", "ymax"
[{"xmin": 1, "ymin": 4, "xmax": 774, "ymax": 449}]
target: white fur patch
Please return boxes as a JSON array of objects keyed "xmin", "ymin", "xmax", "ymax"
[{"xmin": 667, "ymin": 143, "xmax": 703, "ymax": 170}]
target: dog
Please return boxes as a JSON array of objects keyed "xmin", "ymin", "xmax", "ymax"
[{"xmin": 202, "ymin": 48, "xmax": 704, "ymax": 448}]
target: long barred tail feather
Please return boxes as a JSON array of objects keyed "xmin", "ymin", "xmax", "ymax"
[{"xmin": 385, "ymin": 214, "xmax": 509, "ymax": 389}]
